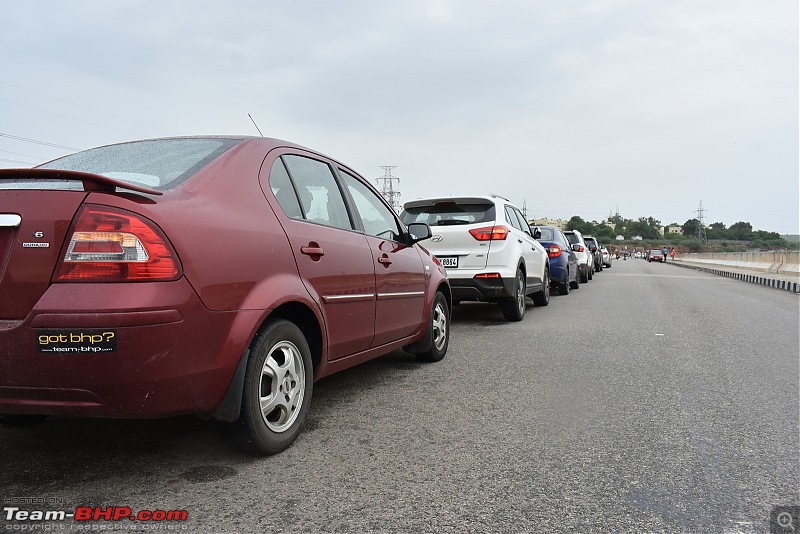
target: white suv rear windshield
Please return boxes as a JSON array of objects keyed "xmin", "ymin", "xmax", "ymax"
[{"xmin": 401, "ymin": 203, "xmax": 496, "ymax": 226}]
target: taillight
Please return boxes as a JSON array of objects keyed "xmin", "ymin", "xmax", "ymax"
[
  {"xmin": 55, "ymin": 205, "xmax": 181, "ymax": 282},
  {"xmin": 575, "ymin": 245, "xmax": 584, "ymax": 253},
  {"xmin": 469, "ymin": 225, "xmax": 509, "ymax": 241},
  {"xmin": 548, "ymin": 244, "xmax": 562, "ymax": 258}
]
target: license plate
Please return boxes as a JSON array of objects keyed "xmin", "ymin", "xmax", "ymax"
[{"xmin": 439, "ymin": 256, "xmax": 458, "ymax": 268}]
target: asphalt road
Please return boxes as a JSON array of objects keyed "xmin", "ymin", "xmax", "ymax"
[{"xmin": 2, "ymin": 258, "xmax": 798, "ymax": 533}]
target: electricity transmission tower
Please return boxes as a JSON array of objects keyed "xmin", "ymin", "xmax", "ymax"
[
  {"xmin": 695, "ymin": 200, "xmax": 708, "ymax": 244},
  {"xmin": 376, "ymin": 166, "xmax": 401, "ymax": 212}
]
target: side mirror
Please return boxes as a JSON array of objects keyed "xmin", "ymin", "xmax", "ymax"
[
  {"xmin": 532, "ymin": 227, "xmax": 542, "ymax": 240},
  {"xmin": 407, "ymin": 222, "xmax": 432, "ymax": 243},
  {"xmin": 572, "ymin": 243, "xmax": 581, "ymax": 252}
]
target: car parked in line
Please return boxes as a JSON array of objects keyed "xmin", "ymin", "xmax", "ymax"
[
  {"xmin": 400, "ymin": 195, "xmax": 549, "ymax": 321},
  {"xmin": 583, "ymin": 235, "xmax": 603, "ymax": 273},
  {"xmin": 648, "ymin": 249, "xmax": 665, "ymax": 263},
  {"xmin": 534, "ymin": 225, "xmax": 579, "ymax": 295},
  {"xmin": 563, "ymin": 230, "xmax": 593, "ymax": 283},
  {"xmin": 0, "ymin": 136, "xmax": 451, "ymax": 455},
  {"xmin": 601, "ymin": 246, "xmax": 613, "ymax": 268}
]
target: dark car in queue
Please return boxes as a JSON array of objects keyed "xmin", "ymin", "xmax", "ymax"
[
  {"xmin": 0, "ymin": 136, "xmax": 451, "ymax": 455},
  {"xmin": 534, "ymin": 225, "xmax": 579, "ymax": 295}
]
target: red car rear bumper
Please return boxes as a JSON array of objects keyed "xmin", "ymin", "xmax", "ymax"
[{"xmin": 0, "ymin": 279, "xmax": 259, "ymax": 418}]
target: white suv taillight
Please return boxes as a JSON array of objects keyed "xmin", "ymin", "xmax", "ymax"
[
  {"xmin": 469, "ymin": 225, "xmax": 509, "ymax": 241},
  {"xmin": 55, "ymin": 205, "xmax": 181, "ymax": 282}
]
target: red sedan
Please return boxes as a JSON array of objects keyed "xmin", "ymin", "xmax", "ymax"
[
  {"xmin": 648, "ymin": 249, "xmax": 665, "ymax": 263},
  {"xmin": 0, "ymin": 136, "xmax": 451, "ymax": 454}
]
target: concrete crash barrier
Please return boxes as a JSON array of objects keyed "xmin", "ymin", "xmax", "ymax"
[
  {"xmin": 676, "ymin": 251, "xmax": 800, "ymax": 274},
  {"xmin": 673, "ymin": 252, "xmax": 800, "ymax": 294}
]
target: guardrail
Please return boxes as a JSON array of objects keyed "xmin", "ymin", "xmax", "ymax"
[{"xmin": 672, "ymin": 251, "xmax": 800, "ymax": 293}]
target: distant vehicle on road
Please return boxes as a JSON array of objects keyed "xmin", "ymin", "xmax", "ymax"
[
  {"xmin": 564, "ymin": 230, "xmax": 593, "ymax": 282},
  {"xmin": 601, "ymin": 246, "xmax": 613, "ymax": 268},
  {"xmin": 583, "ymin": 235, "xmax": 603, "ymax": 272},
  {"xmin": 648, "ymin": 249, "xmax": 665, "ymax": 263}
]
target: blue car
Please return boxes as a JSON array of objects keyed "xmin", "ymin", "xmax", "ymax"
[{"xmin": 535, "ymin": 226, "xmax": 579, "ymax": 295}]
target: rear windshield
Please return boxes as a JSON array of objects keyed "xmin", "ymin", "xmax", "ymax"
[
  {"xmin": 33, "ymin": 138, "xmax": 241, "ymax": 190},
  {"xmin": 565, "ymin": 233, "xmax": 580, "ymax": 244},
  {"xmin": 400, "ymin": 202, "xmax": 496, "ymax": 226}
]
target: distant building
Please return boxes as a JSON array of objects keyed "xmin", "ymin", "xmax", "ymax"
[
  {"xmin": 665, "ymin": 225, "xmax": 683, "ymax": 235},
  {"xmin": 616, "ymin": 235, "xmax": 625, "ymax": 241},
  {"xmin": 532, "ymin": 217, "xmax": 568, "ymax": 229}
]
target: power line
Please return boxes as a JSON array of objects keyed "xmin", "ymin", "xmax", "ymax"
[
  {"xmin": 0, "ymin": 133, "xmax": 79, "ymax": 151},
  {"xmin": 0, "ymin": 80, "xmax": 176, "ymax": 135},
  {"xmin": 0, "ymin": 98, "xmax": 152, "ymax": 137},
  {"xmin": 0, "ymin": 158, "xmax": 36, "ymax": 165},
  {"xmin": 0, "ymin": 148, "xmax": 47, "ymax": 159}
]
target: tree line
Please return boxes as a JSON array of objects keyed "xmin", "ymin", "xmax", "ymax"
[{"xmin": 562, "ymin": 215, "xmax": 797, "ymax": 251}]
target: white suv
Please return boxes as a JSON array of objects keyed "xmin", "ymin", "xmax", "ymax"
[
  {"xmin": 563, "ymin": 230, "xmax": 593, "ymax": 283},
  {"xmin": 400, "ymin": 195, "xmax": 549, "ymax": 321}
]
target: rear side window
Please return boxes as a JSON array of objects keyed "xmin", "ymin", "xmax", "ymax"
[
  {"xmin": 279, "ymin": 155, "xmax": 353, "ymax": 231},
  {"xmin": 401, "ymin": 203, "xmax": 495, "ymax": 226},
  {"xmin": 504, "ymin": 206, "xmax": 523, "ymax": 232},
  {"xmin": 35, "ymin": 138, "xmax": 240, "ymax": 190}
]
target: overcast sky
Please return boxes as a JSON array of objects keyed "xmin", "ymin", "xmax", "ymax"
[{"xmin": 2, "ymin": 1, "xmax": 798, "ymax": 234}]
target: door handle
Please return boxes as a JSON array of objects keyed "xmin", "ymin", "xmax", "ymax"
[
  {"xmin": 300, "ymin": 245, "xmax": 325, "ymax": 260},
  {"xmin": 378, "ymin": 255, "xmax": 392, "ymax": 266}
]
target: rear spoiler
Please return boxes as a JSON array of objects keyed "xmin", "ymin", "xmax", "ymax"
[{"xmin": 0, "ymin": 168, "xmax": 163, "ymax": 196}]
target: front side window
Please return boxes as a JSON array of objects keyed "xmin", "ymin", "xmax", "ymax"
[
  {"xmin": 339, "ymin": 170, "xmax": 402, "ymax": 241},
  {"xmin": 512, "ymin": 208, "xmax": 531, "ymax": 235}
]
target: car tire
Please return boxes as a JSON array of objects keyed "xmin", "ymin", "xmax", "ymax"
[
  {"xmin": 570, "ymin": 269, "xmax": 580, "ymax": 289},
  {"xmin": 0, "ymin": 414, "xmax": 47, "ymax": 426},
  {"xmin": 416, "ymin": 292, "xmax": 450, "ymax": 362},
  {"xmin": 532, "ymin": 267, "xmax": 550, "ymax": 306},
  {"xmin": 232, "ymin": 319, "xmax": 313, "ymax": 455},
  {"xmin": 501, "ymin": 268, "xmax": 526, "ymax": 321},
  {"xmin": 588, "ymin": 266, "xmax": 593, "ymax": 280},
  {"xmin": 559, "ymin": 268, "xmax": 570, "ymax": 295},
  {"xmin": 579, "ymin": 267, "xmax": 589, "ymax": 284}
]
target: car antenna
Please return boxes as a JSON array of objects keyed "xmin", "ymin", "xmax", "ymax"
[{"xmin": 248, "ymin": 113, "xmax": 264, "ymax": 137}]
